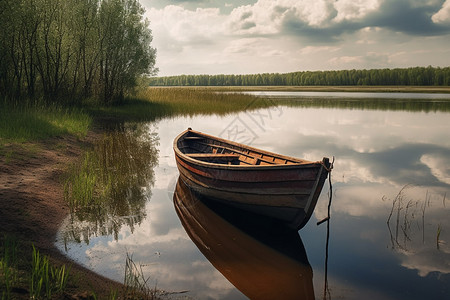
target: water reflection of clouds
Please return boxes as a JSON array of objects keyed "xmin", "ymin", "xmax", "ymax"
[
  {"xmin": 58, "ymin": 105, "xmax": 450, "ymax": 299},
  {"xmin": 402, "ymin": 248, "xmax": 450, "ymax": 277},
  {"xmin": 77, "ymin": 186, "xmax": 241, "ymax": 299},
  {"xmin": 358, "ymin": 144, "xmax": 450, "ymax": 188},
  {"xmin": 158, "ymin": 108, "xmax": 450, "ymax": 293},
  {"xmin": 262, "ymin": 108, "xmax": 450, "ymax": 189},
  {"xmin": 420, "ymin": 153, "xmax": 450, "ymax": 185}
]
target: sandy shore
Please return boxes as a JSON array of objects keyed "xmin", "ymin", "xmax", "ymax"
[{"xmin": 0, "ymin": 132, "xmax": 123, "ymax": 298}]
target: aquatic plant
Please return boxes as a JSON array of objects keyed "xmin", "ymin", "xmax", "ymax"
[
  {"xmin": 123, "ymin": 253, "xmax": 156, "ymax": 299},
  {"xmin": 437, "ymin": 224, "xmax": 442, "ymax": 249},
  {"xmin": 137, "ymin": 87, "xmax": 274, "ymax": 117},
  {"xmin": 63, "ymin": 125, "xmax": 159, "ymax": 242},
  {"xmin": 385, "ymin": 186, "xmax": 448, "ymax": 252}
]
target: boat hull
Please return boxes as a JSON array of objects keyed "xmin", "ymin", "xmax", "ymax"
[{"xmin": 173, "ymin": 129, "xmax": 330, "ymax": 230}]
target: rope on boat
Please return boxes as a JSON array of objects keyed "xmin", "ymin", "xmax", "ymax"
[
  {"xmin": 317, "ymin": 156, "xmax": 334, "ymax": 225},
  {"xmin": 321, "ymin": 157, "xmax": 334, "ymax": 173}
]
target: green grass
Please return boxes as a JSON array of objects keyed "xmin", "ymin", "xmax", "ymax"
[
  {"xmin": 0, "ymin": 235, "xmax": 19, "ymax": 299},
  {"xmin": 30, "ymin": 245, "xmax": 70, "ymax": 299},
  {"xmin": 0, "ymin": 101, "xmax": 92, "ymax": 145},
  {"xmin": 0, "ymin": 237, "xmax": 70, "ymax": 300}
]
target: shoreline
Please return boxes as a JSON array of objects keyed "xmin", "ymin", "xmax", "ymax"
[
  {"xmin": 0, "ymin": 131, "xmax": 123, "ymax": 298},
  {"xmin": 150, "ymin": 85, "xmax": 450, "ymax": 93}
]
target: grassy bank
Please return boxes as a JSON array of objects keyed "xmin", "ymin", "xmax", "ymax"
[{"xmin": 0, "ymin": 102, "xmax": 91, "ymax": 145}]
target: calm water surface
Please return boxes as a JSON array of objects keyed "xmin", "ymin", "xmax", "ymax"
[
  {"xmin": 57, "ymin": 93, "xmax": 450, "ymax": 299},
  {"xmin": 243, "ymin": 90, "xmax": 450, "ymax": 99}
]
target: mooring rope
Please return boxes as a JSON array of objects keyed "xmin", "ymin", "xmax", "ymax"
[{"xmin": 317, "ymin": 156, "xmax": 334, "ymax": 300}]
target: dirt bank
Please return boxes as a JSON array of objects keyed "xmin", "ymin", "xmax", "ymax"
[{"xmin": 0, "ymin": 132, "xmax": 123, "ymax": 298}]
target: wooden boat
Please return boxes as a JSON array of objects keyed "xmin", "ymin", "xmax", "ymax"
[
  {"xmin": 173, "ymin": 128, "xmax": 331, "ymax": 230},
  {"xmin": 173, "ymin": 178, "xmax": 315, "ymax": 300}
]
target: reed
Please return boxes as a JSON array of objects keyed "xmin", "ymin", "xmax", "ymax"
[
  {"xmin": 437, "ymin": 224, "xmax": 442, "ymax": 249},
  {"xmin": 85, "ymin": 87, "xmax": 270, "ymax": 122},
  {"xmin": 139, "ymin": 87, "xmax": 272, "ymax": 116},
  {"xmin": 109, "ymin": 289, "xmax": 118, "ymax": 300},
  {"xmin": 123, "ymin": 253, "xmax": 156, "ymax": 299},
  {"xmin": 30, "ymin": 245, "xmax": 70, "ymax": 299},
  {"xmin": 64, "ymin": 128, "xmax": 158, "ymax": 214},
  {"xmin": 64, "ymin": 151, "xmax": 99, "ymax": 212}
]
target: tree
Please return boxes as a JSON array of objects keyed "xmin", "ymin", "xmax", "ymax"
[
  {"xmin": 0, "ymin": 0, "xmax": 157, "ymax": 105},
  {"xmin": 97, "ymin": 0, "xmax": 157, "ymax": 104}
]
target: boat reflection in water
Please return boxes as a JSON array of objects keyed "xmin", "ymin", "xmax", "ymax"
[{"xmin": 173, "ymin": 177, "xmax": 314, "ymax": 300}]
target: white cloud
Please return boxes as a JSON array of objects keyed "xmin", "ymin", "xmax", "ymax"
[
  {"xmin": 298, "ymin": 45, "xmax": 341, "ymax": 54},
  {"xmin": 142, "ymin": 0, "xmax": 450, "ymax": 75},
  {"xmin": 146, "ymin": 5, "xmax": 225, "ymax": 47},
  {"xmin": 226, "ymin": 0, "xmax": 337, "ymax": 35},
  {"xmin": 333, "ymin": 0, "xmax": 380, "ymax": 22},
  {"xmin": 432, "ymin": 0, "xmax": 450, "ymax": 24}
]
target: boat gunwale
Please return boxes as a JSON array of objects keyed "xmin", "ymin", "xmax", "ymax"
[{"xmin": 174, "ymin": 128, "xmax": 326, "ymax": 170}]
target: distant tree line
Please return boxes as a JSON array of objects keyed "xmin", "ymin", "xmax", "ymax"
[
  {"xmin": 149, "ymin": 67, "xmax": 450, "ymax": 87},
  {"xmin": 0, "ymin": 0, "xmax": 157, "ymax": 105}
]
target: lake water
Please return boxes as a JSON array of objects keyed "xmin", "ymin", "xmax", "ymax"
[
  {"xmin": 57, "ymin": 92, "xmax": 450, "ymax": 299},
  {"xmin": 243, "ymin": 90, "xmax": 450, "ymax": 100}
]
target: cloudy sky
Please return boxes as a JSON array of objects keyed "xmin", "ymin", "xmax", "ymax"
[{"xmin": 141, "ymin": 0, "xmax": 450, "ymax": 76}]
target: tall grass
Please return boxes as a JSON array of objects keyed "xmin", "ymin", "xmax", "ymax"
[
  {"xmin": 87, "ymin": 87, "xmax": 274, "ymax": 121},
  {"xmin": 1, "ymin": 239, "xmax": 70, "ymax": 300},
  {"xmin": 139, "ymin": 87, "xmax": 274, "ymax": 116},
  {"xmin": 30, "ymin": 245, "xmax": 70, "ymax": 299},
  {"xmin": 64, "ymin": 151, "xmax": 99, "ymax": 212},
  {"xmin": 0, "ymin": 100, "xmax": 91, "ymax": 144},
  {"xmin": 0, "ymin": 235, "xmax": 19, "ymax": 299},
  {"xmin": 63, "ymin": 127, "xmax": 159, "ymax": 244},
  {"xmin": 64, "ymin": 128, "xmax": 158, "ymax": 213},
  {"xmin": 123, "ymin": 253, "xmax": 156, "ymax": 299}
]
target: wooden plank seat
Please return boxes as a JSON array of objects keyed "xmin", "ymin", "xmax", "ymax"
[
  {"xmin": 186, "ymin": 153, "xmax": 240, "ymax": 160},
  {"xmin": 184, "ymin": 136, "xmax": 206, "ymax": 140},
  {"xmin": 197, "ymin": 142, "xmax": 283, "ymax": 165}
]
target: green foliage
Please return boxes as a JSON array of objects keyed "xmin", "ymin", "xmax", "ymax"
[
  {"xmin": 0, "ymin": 0, "xmax": 157, "ymax": 105},
  {"xmin": 149, "ymin": 66, "xmax": 450, "ymax": 87}
]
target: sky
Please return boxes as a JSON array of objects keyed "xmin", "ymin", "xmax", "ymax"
[{"xmin": 141, "ymin": 0, "xmax": 450, "ymax": 76}]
